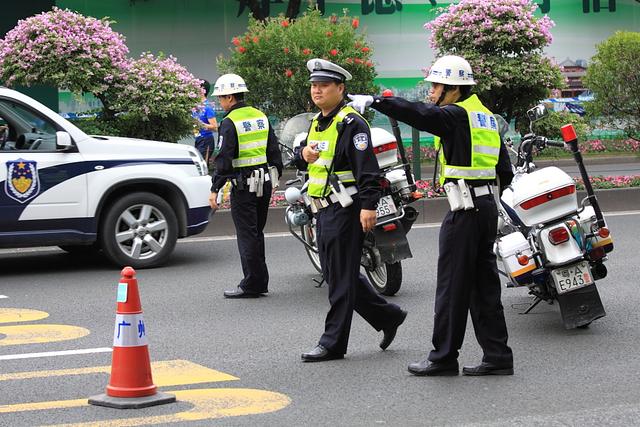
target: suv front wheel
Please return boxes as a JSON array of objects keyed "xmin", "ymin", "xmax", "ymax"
[{"xmin": 100, "ymin": 192, "xmax": 178, "ymax": 269}]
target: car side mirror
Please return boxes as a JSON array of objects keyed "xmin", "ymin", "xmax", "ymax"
[{"xmin": 56, "ymin": 131, "xmax": 75, "ymax": 150}]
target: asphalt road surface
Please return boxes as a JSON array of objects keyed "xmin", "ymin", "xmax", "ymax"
[{"xmin": 0, "ymin": 212, "xmax": 639, "ymax": 426}]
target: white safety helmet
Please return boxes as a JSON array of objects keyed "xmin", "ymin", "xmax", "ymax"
[
  {"xmin": 213, "ymin": 73, "xmax": 249, "ymax": 96},
  {"xmin": 425, "ymin": 55, "xmax": 476, "ymax": 86}
]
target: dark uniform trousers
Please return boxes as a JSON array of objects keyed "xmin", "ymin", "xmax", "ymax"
[
  {"xmin": 428, "ymin": 195, "xmax": 513, "ymax": 365},
  {"xmin": 230, "ymin": 180, "xmax": 272, "ymax": 294},
  {"xmin": 316, "ymin": 196, "xmax": 404, "ymax": 355}
]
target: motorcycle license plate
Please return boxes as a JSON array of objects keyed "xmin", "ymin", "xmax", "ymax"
[
  {"xmin": 551, "ymin": 261, "xmax": 594, "ymax": 294},
  {"xmin": 376, "ymin": 195, "xmax": 397, "ymax": 218}
]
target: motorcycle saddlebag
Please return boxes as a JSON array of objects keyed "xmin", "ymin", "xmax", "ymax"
[{"xmin": 556, "ymin": 284, "xmax": 606, "ymax": 329}]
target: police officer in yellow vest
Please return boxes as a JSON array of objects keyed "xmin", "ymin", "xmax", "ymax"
[
  {"xmin": 209, "ymin": 73, "xmax": 283, "ymax": 298},
  {"xmin": 296, "ymin": 59, "xmax": 407, "ymax": 362},
  {"xmin": 349, "ymin": 55, "xmax": 514, "ymax": 375}
]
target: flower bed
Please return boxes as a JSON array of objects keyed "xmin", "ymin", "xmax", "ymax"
[
  {"xmin": 403, "ymin": 139, "xmax": 639, "ymax": 163},
  {"xmin": 215, "ymin": 175, "xmax": 640, "ymax": 209}
]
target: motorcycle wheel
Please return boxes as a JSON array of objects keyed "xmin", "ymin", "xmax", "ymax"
[
  {"xmin": 365, "ymin": 261, "xmax": 402, "ymax": 296},
  {"xmin": 301, "ymin": 222, "xmax": 322, "ymax": 274}
]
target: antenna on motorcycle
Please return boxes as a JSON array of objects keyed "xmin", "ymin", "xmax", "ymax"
[
  {"xmin": 382, "ymin": 89, "xmax": 416, "ymax": 191},
  {"xmin": 561, "ymin": 124, "xmax": 606, "ymax": 229}
]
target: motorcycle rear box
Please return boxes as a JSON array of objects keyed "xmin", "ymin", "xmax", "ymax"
[
  {"xmin": 496, "ymin": 231, "xmax": 536, "ymax": 286},
  {"xmin": 512, "ymin": 167, "xmax": 577, "ymax": 226},
  {"xmin": 371, "ymin": 128, "xmax": 398, "ymax": 169}
]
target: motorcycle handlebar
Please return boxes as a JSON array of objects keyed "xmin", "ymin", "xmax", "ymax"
[{"xmin": 546, "ymin": 140, "xmax": 566, "ymax": 148}]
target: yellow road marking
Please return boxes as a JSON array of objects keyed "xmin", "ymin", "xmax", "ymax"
[
  {"xmin": 0, "ymin": 359, "xmax": 238, "ymax": 387},
  {"xmin": 0, "ymin": 388, "xmax": 291, "ymax": 426},
  {"xmin": 0, "ymin": 325, "xmax": 89, "ymax": 346},
  {"xmin": 0, "ymin": 308, "xmax": 49, "ymax": 324}
]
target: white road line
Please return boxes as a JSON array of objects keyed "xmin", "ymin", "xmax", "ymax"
[
  {"xmin": 0, "ymin": 347, "xmax": 112, "ymax": 361},
  {"xmin": 0, "ymin": 295, "xmax": 8, "ymax": 299}
]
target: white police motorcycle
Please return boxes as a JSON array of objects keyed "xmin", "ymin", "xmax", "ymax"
[
  {"xmin": 280, "ymin": 112, "xmax": 421, "ymax": 296},
  {"xmin": 495, "ymin": 105, "xmax": 613, "ymax": 329}
]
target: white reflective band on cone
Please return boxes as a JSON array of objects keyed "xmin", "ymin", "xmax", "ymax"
[{"xmin": 113, "ymin": 313, "xmax": 148, "ymax": 347}]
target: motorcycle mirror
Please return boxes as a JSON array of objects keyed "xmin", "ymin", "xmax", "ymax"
[
  {"xmin": 284, "ymin": 186, "xmax": 302, "ymax": 203},
  {"xmin": 526, "ymin": 104, "xmax": 549, "ymax": 123}
]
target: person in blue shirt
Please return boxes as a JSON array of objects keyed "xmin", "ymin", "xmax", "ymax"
[{"xmin": 193, "ymin": 80, "xmax": 218, "ymax": 163}]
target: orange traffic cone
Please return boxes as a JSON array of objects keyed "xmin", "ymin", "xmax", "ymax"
[{"xmin": 89, "ymin": 266, "xmax": 175, "ymax": 409}]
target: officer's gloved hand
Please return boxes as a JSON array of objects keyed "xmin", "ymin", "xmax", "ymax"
[{"xmin": 347, "ymin": 94, "xmax": 374, "ymax": 114}]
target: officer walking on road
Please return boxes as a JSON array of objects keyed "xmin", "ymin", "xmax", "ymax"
[
  {"xmin": 209, "ymin": 73, "xmax": 283, "ymax": 299},
  {"xmin": 296, "ymin": 59, "xmax": 407, "ymax": 362},
  {"xmin": 349, "ymin": 55, "xmax": 514, "ymax": 375}
]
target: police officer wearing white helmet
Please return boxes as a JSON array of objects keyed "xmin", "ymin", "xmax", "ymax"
[
  {"xmin": 295, "ymin": 59, "xmax": 407, "ymax": 362},
  {"xmin": 349, "ymin": 55, "xmax": 514, "ymax": 376},
  {"xmin": 209, "ymin": 73, "xmax": 283, "ymax": 298}
]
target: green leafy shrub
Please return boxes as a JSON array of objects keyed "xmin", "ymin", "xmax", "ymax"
[
  {"xmin": 584, "ymin": 31, "xmax": 640, "ymax": 141},
  {"xmin": 217, "ymin": 9, "xmax": 378, "ymax": 120}
]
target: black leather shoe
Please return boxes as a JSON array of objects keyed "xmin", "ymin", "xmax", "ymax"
[
  {"xmin": 301, "ymin": 345, "xmax": 344, "ymax": 362},
  {"xmin": 462, "ymin": 362, "xmax": 513, "ymax": 376},
  {"xmin": 408, "ymin": 360, "xmax": 459, "ymax": 376},
  {"xmin": 380, "ymin": 309, "xmax": 408, "ymax": 350},
  {"xmin": 223, "ymin": 286, "xmax": 261, "ymax": 299}
]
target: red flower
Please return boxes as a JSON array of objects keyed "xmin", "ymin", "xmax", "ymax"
[
  {"xmin": 326, "ymin": 31, "xmax": 333, "ymax": 37},
  {"xmin": 330, "ymin": 14, "xmax": 338, "ymax": 24},
  {"xmin": 352, "ymin": 18, "xmax": 360, "ymax": 29},
  {"xmin": 237, "ymin": 46, "xmax": 246, "ymax": 53},
  {"xmin": 281, "ymin": 20, "xmax": 289, "ymax": 28},
  {"xmin": 285, "ymin": 69, "xmax": 293, "ymax": 78},
  {"xmin": 283, "ymin": 47, "xmax": 290, "ymax": 54},
  {"xmin": 346, "ymin": 57, "xmax": 353, "ymax": 64},
  {"xmin": 361, "ymin": 47, "xmax": 370, "ymax": 53},
  {"xmin": 354, "ymin": 58, "xmax": 363, "ymax": 64},
  {"xmin": 232, "ymin": 37, "xmax": 241, "ymax": 46},
  {"xmin": 302, "ymin": 48, "xmax": 311, "ymax": 55},
  {"xmin": 365, "ymin": 60, "xmax": 374, "ymax": 67},
  {"xmin": 252, "ymin": 36, "xmax": 259, "ymax": 43},
  {"xmin": 329, "ymin": 49, "xmax": 338, "ymax": 56}
]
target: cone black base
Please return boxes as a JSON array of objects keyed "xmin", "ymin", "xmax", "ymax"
[{"xmin": 88, "ymin": 392, "xmax": 176, "ymax": 409}]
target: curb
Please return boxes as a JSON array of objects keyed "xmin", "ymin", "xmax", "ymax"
[{"xmin": 201, "ymin": 187, "xmax": 640, "ymax": 237}]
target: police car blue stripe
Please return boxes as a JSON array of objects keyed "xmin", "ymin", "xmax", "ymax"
[{"xmin": 1, "ymin": 158, "xmax": 195, "ymax": 230}]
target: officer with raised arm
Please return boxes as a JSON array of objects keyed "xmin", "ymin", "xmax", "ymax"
[
  {"xmin": 296, "ymin": 59, "xmax": 407, "ymax": 362},
  {"xmin": 349, "ymin": 55, "xmax": 514, "ymax": 376},
  {"xmin": 209, "ymin": 73, "xmax": 282, "ymax": 299}
]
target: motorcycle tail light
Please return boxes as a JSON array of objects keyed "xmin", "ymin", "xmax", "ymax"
[
  {"xmin": 373, "ymin": 141, "xmax": 398, "ymax": 154},
  {"xmin": 517, "ymin": 254, "xmax": 530, "ymax": 266},
  {"xmin": 379, "ymin": 177, "xmax": 390, "ymax": 189},
  {"xmin": 382, "ymin": 223, "xmax": 397, "ymax": 232},
  {"xmin": 519, "ymin": 185, "xmax": 576, "ymax": 210},
  {"xmin": 548, "ymin": 226, "xmax": 570, "ymax": 245},
  {"xmin": 588, "ymin": 246, "xmax": 606, "ymax": 261},
  {"xmin": 597, "ymin": 227, "xmax": 610, "ymax": 238}
]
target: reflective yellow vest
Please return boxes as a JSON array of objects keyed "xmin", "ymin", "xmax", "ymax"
[
  {"xmin": 433, "ymin": 94, "xmax": 500, "ymax": 185},
  {"xmin": 225, "ymin": 106, "xmax": 269, "ymax": 168},
  {"xmin": 306, "ymin": 106, "xmax": 361, "ymax": 197}
]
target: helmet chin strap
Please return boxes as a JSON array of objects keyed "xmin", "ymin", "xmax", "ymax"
[{"xmin": 435, "ymin": 90, "xmax": 447, "ymax": 106}]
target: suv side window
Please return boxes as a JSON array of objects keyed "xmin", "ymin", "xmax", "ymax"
[{"xmin": 0, "ymin": 98, "xmax": 59, "ymax": 151}]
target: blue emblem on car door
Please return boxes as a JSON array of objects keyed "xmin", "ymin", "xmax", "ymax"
[{"xmin": 5, "ymin": 158, "xmax": 40, "ymax": 203}]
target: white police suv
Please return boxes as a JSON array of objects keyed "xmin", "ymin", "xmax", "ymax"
[{"xmin": 0, "ymin": 87, "xmax": 211, "ymax": 268}]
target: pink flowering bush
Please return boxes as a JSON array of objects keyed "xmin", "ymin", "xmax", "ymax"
[
  {"xmin": 0, "ymin": 7, "xmax": 128, "ymax": 114},
  {"xmin": 0, "ymin": 7, "xmax": 203, "ymax": 142},
  {"xmin": 110, "ymin": 53, "xmax": 203, "ymax": 141},
  {"xmin": 425, "ymin": 0, "xmax": 563, "ymax": 125}
]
